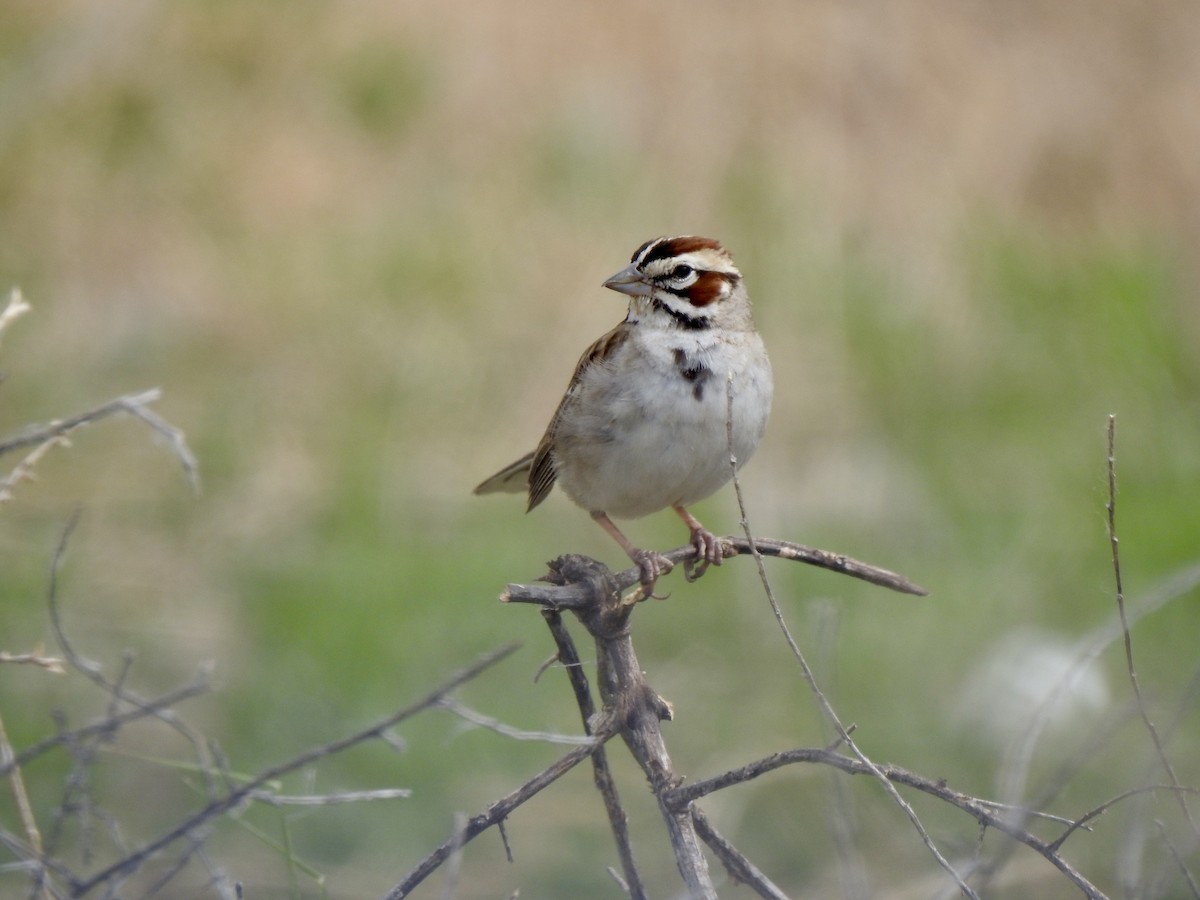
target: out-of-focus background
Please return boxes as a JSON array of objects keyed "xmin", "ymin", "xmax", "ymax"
[{"xmin": 2, "ymin": 1, "xmax": 1198, "ymax": 897}]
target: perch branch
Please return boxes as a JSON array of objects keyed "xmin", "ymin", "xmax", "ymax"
[{"xmin": 501, "ymin": 535, "xmax": 926, "ymax": 607}]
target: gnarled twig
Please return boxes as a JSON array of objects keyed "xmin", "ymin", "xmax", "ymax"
[{"xmin": 502, "ymin": 535, "xmax": 927, "ymax": 608}]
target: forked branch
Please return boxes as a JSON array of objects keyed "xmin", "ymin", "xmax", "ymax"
[{"xmin": 495, "ymin": 549, "xmax": 1121, "ymax": 900}]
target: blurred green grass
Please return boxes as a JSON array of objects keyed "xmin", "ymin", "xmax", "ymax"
[{"xmin": 2, "ymin": 1, "xmax": 1199, "ymax": 897}]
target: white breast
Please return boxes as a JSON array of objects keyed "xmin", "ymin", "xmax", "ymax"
[{"xmin": 552, "ymin": 328, "xmax": 772, "ymax": 519}]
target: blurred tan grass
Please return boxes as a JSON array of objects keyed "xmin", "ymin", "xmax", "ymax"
[{"xmin": 1, "ymin": 1, "xmax": 1199, "ymax": 896}]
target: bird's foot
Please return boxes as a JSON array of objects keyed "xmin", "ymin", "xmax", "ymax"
[
  {"xmin": 682, "ymin": 525, "xmax": 723, "ymax": 582},
  {"xmin": 692, "ymin": 525, "xmax": 723, "ymax": 566},
  {"xmin": 629, "ymin": 548, "xmax": 674, "ymax": 600}
]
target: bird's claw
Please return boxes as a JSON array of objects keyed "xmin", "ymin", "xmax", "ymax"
[
  {"xmin": 681, "ymin": 526, "xmax": 723, "ymax": 582},
  {"xmin": 630, "ymin": 549, "xmax": 673, "ymax": 600}
]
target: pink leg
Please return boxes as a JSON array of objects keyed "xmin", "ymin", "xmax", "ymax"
[
  {"xmin": 672, "ymin": 505, "xmax": 723, "ymax": 567},
  {"xmin": 592, "ymin": 511, "xmax": 673, "ymax": 594}
]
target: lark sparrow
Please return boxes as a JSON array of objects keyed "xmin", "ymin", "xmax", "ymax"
[{"xmin": 475, "ymin": 236, "xmax": 773, "ymax": 593}]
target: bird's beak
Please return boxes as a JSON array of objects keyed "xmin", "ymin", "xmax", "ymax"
[{"xmin": 603, "ymin": 263, "xmax": 653, "ymax": 297}]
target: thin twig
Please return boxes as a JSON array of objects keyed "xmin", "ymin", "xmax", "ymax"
[
  {"xmin": 0, "ymin": 387, "xmax": 200, "ymax": 493},
  {"xmin": 0, "ymin": 829, "xmax": 80, "ymax": 891},
  {"xmin": 139, "ymin": 829, "xmax": 210, "ymax": 900},
  {"xmin": 383, "ymin": 726, "xmax": 614, "ymax": 900},
  {"xmin": 606, "ymin": 865, "xmax": 631, "ymax": 895},
  {"xmin": 497, "ymin": 818, "xmax": 514, "ymax": 864},
  {"xmin": 0, "ymin": 710, "xmax": 47, "ymax": 899},
  {"xmin": 1001, "ymin": 562, "xmax": 1200, "ymax": 820},
  {"xmin": 1156, "ymin": 819, "xmax": 1200, "ymax": 899},
  {"xmin": 248, "ymin": 788, "xmax": 413, "ymax": 806},
  {"xmin": 441, "ymin": 811, "xmax": 467, "ymax": 900},
  {"xmin": 437, "ymin": 697, "xmax": 593, "ymax": 745},
  {"xmin": 0, "ymin": 287, "xmax": 31, "ymax": 343},
  {"xmin": 0, "ymin": 652, "xmax": 65, "ymax": 673},
  {"xmin": 1105, "ymin": 415, "xmax": 1199, "ymax": 844},
  {"xmin": 691, "ymin": 807, "xmax": 790, "ymax": 900},
  {"xmin": 0, "ymin": 434, "xmax": 69, "ymax": 504},
  {"xmin": 972, "ymin": 799, "xmax": 1084, "ymax": 829},
  {"xmin": 813, "ymin": 602, "xmax": 873, "ymax": 899},
  {"xmin": 1050, "ymin": 784, "xmax": 1200, "ymax": 852}
]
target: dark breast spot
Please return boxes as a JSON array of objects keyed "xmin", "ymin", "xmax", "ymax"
[{"xmin": 672, "ymin": 348, "xmax": 713, "ymax": 401}]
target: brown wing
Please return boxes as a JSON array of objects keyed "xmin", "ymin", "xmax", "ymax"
[
  {"xmin": 526, "ymin": 322, "xmax": 629, "ymax": 512},
  {"xmin": 473, "ymin": 451, "xmax": 535, "ymax": 495}
]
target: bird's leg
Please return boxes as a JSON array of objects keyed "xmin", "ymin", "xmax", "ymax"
[
  {"xmin": 591, "ymin": 511, "xmax": 673, "ymax": 596},
  {"xmin": 672, "ymin": 505, "xmax": 723, "ymax": 578}
]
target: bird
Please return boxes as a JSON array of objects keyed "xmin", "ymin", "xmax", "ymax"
[{"xmin": 474, "ymin": 235, "xmax": 773, "ymax": 594}]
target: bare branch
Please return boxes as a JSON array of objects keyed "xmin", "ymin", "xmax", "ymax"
[
  {"xmin": 667, "ymin": 747, "xmax": 1107, "ymax": 899},
  {"xmin": 0, "ymin": 387, "xmax": 200, "ymax": 495}
]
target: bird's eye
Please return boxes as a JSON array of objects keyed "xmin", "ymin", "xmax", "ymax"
[{"xmin": 671, "ymin": 264, "xmax": 694, "ymax": 280}]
